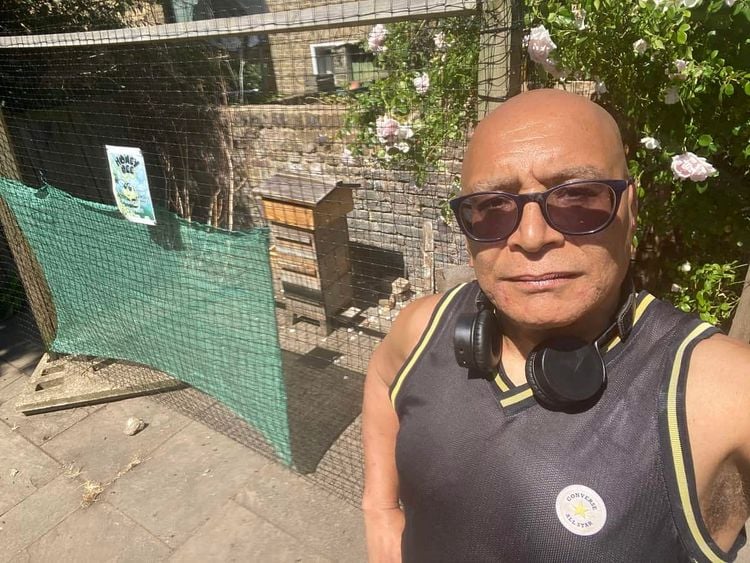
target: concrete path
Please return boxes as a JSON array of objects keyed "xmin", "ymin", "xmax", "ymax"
[{"xmin": 0, "ymin": 313, "xmax": 366, "ymax": 562}]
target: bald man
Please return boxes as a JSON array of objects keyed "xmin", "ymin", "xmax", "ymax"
[{"xmin": 362, "ymin": 89, "xmax": 750, "ymax": 562}]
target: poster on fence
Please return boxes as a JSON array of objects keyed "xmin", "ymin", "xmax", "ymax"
[{"xmin": 105, "ymin": 145, "xmax": 156, "ymax": 225}]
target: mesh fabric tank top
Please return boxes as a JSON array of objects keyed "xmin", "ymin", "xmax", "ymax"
[{"xmin": 390, "ymin": 282, "xmax": 746, "ymax": 562}]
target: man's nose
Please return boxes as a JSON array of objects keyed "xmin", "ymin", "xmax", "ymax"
[{"xmin": 506, "ymin": 201, "xmax": 565, "ymax": 253}]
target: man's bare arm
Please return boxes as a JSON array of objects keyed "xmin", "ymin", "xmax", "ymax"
[
  {"xmin": 362, "ymin": 294, "xmax": 441, "ymax": 562},
  {"xmin": 687, "ymin": 334, "xmax": 750, "ymax": 549}
]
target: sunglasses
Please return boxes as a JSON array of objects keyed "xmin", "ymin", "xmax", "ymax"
[{"xmin": 449, "ymin": 179, "xmax": 631, "ymax": 243}]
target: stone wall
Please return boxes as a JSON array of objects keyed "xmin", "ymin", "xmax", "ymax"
[{"xmin": 223, "ymin": 103, "xmax": 468, "ymax": 294}]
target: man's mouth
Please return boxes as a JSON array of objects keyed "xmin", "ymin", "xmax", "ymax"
[{"xmin": 507, "ymin": 273, "xmax": 577, "ymax": 282}]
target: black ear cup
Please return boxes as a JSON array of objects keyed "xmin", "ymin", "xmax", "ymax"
[
  {"xmin": 472, "ymin": 308, "xmax": 502, "ymax": 373},
  {"xmin": 453, "ymin": 308, "xmax": 501, "ymax": 374},
  {"xmin": 526, "ymin": 337, "xmax": 606, "ymax": 409}
]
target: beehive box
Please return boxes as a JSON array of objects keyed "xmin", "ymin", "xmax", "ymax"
[{"xmin": 258, "ymin": 173, "xmax": 354, "ymax": 334}]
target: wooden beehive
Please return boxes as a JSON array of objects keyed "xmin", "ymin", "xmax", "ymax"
[{"xmin": 257, "ymin": 173, "xmax": 353, "ymax": 334}]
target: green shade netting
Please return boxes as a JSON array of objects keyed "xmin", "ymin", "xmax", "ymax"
[{"xmin": 0, "ymin": 179, "xmax": 291, "ymax": 463}]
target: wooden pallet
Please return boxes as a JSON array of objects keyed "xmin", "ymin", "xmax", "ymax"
[{"xmin": 16, "ymin": 353, "xmax": 187, "ymax": 415}]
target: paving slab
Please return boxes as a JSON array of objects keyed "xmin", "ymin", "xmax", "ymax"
[
  {"xmin": 0, "ymin": 374, "xmax": 102, "ymax": 446},
  {"xmin": 169, "ymin": 498, "xmax": 331, "ymax": 562},
  {"xmin": 0, "ymin": 362, "xmax": 22, "ymax": 392},
  {"xmin": 0, "ymin": 474, "xmax": 81, "ymax": 562},
  {"xmin": 15, "ymin": 500, "xmax": 171, "ymax": 563},
  {"xmin": 105, "ymin": 419, "xmax": 269, "ymax": 548},
  {"xmin": 41, "ymin": 396, "xmax": 192, "ymax": 484},
  {"xmin": 0, "ymin": 415, "xmax": 61, "ymax": 516},
  {"xmin": 234, "ymin": 458, "xmax": 366, "ymax": 562}
]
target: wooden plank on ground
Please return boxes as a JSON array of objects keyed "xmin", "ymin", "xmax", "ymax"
[
  {"xmin": 16, "ymin": 354, "xmax": 187, "ymax": 415},
  {"xmin": 0, "ymin": 0, "xmax": 476, "ymax": 49}
]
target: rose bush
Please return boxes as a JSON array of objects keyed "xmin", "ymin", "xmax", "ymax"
[
  {"xmin": 341, "ymin": 16, "xmax": 480, "ymax": 185},
  {"xmin": 526, "ymin": 0, "xmax": 749, "ymax": 327}
]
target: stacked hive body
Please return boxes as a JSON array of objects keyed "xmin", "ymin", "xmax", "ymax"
[{"xmin": 258, "ymin": 173, "xmax": 353, "ymax": 334}]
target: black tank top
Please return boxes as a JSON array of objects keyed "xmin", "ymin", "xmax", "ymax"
[{"xmin": 390, "ymin": 282, "xmax": 747, "ymax": 562}]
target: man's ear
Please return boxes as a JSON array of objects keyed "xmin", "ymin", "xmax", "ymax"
[
  {"xmin": 628, "ymin": 181, "xmax": 639, "ymax": 258},
  {"xmin": 627, "ymin": 181, "xmax": 639, "ymax": 231}
]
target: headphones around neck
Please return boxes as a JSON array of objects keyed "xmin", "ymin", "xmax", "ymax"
[{"xmin": 454, "ymin": 281, "xmax": 636, "ymax": 410}]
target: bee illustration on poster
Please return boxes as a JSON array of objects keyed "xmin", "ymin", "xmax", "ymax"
[{"xmin": 105, "ymin": 145, "xmax": 156, "ymax": 225}]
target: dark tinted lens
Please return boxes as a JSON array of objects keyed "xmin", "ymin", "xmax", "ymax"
[
  {"xmin": 546, "ymin": 182, "xmax": 616, "ymax": 234},
  {"xmin": 459, "ymin": 193, "xmax": 518, "ymax": 240}
]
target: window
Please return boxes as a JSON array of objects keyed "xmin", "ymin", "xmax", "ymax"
[{"xmin": 309, "ymin": 42, "xmax": 376, "ymax": 90}]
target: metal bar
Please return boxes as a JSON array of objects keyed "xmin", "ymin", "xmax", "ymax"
[{"xmin": 0, "ymin": 0, "xmax": 477, "ymax": 49}]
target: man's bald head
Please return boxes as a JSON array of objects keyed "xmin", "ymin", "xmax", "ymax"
[{"xmin": 462, "ymin": 89, "xmax": 628, "ymax": 193}]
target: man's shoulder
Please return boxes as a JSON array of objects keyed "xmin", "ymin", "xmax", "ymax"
[
  {"xmin": 688, "ymin": 333, "xmax": 750, "ymax": 450},
  {"xmin": 369, "ymin": 292, "xmax": 446, "ymax": 387}
]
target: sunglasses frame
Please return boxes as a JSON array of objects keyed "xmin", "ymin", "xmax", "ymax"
[{"xmin": 449, "ymin": 179, "xmax": 632, "ymax": 243}]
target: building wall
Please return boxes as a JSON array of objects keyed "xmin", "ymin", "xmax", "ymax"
[{"xmin": 264, "ymin": 0, "xmax": 369, "ymax": 98}]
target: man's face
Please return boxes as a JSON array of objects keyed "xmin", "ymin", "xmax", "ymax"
[{"xmin": 460, "ymin": 95, "xmax": 636, "ymax": 338}]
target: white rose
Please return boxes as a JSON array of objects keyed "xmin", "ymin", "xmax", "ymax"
[
  {"xmin": 640, "ymin": 136, "xmax": 661, "ymax": 150},
  {"xmin": 396, "ymin": 142, "xmax": 410, "ymax": 154},
  {"xmin": 664, "ymin": 87, "xmax": 680, "ymax": 105},
  {"xmin": 680, "ymin": 0, "xmax": 701, "ymax": 7},
  {"xmin": 678, "ymin": 261, "xmax": 692, "ymax": 273},
  {"xmin": 573, "ymin": 7, "xmax": 587, "ymax": 30},
  {"xmin": 368, "ymin": 24, "xmax": 388, "ymax": 53},
  {"xmin": 341, "ymin": 148, "xmax": 355, "ymax": 166},
  {"xmin": 633, "ymin": 39, "xmax": 649, "ymax": 55},
  {"xmin": 413, "ymin": 72, "xmax": 430, "ymax": 95},
  {"xmin": 433, "ymin": 31, "xmax": 449, "ymax": 50},
  {"xmin": 670, "ymin": 59, "xmax": 689, "ymax": 80},
  {"xmin": 725, "ymin": 0, "xmax": 736, "ymax": 5},
  {"xmin": 398, "ymin": 124, "xmax": 414, "ymax": 141},
  {"xmin": 526, "ymin": 25, "xmax": 557, "ymax": 64},
  {"xmin": 671, "ymin": 152, "xmax": 717, "ymax": 181},
  {"xmin": 542, "ymin": 59, "xmax": 567, "ymax": 80}
]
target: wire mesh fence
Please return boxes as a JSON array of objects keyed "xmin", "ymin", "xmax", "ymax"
[{"xmin": 0, "ymin": 0, "xmax": 521, "ymax": 504}]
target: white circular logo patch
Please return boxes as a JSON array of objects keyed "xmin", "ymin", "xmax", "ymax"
[{"xmin": 555, "ymin": 484, "xmax": 607, "ymax": 536}]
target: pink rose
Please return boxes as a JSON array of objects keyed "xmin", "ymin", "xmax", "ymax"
[
  {"xmin": 527, "ymin": 25, "xmax": 556, "ymax": 65},
  {"xmin": 671, "ymin": 152, "xmax": 717, "ymax": 181},
  {"xmin": 376, "ymin": 116, "xmax": 400, "ymax": 144}
]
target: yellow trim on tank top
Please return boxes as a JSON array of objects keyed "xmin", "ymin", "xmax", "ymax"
[
  {"xmin": 601, "ymin": 292, "xmax": 657, "ymax": 353},
  {"xmin": 666, "ymin": 322, "xmax": 726, "ymax": 563},
  {"xmin": 389, "ymin": 283, "xmax": 467, "ymax": 407},
  {"xmin": 500, "ymin": 388, "xmax": 534, "ymax": 407}
]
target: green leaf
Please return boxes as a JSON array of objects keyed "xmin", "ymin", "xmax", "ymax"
[
  {"xmin": 723, "ymin": 83, "xmax": 735, "ymax": 96},
  {"xmin": 744, "ymin": 82, "xmax": 750, "ymax": 96},
  {"xmin": 676, "ymin": 30, "xmax": 688, "ymax": 44},
  {"xmin": 697, "ymin": 134, "xmax": 713, "ymax": 147}
]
